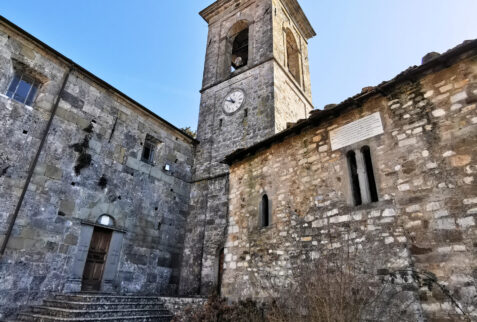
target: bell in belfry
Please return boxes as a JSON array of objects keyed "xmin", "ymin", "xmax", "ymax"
[{"xmin": 233, "ymin": 56, "xmax": 243, "ymax": 67}]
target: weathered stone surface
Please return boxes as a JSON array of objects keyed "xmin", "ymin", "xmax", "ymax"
[
  {"xmin": 0, "ymin": 17, "xmax": 195, "ymax": 319},
  {"xmin": 222, "ymin": 41, "xmax": 477, "ymax": 321},
  {"xmin": 179, "ymin": 0, "xmax": 314, "ymax": 296},
  {"xmin": 0, "ymin": 2, "xmax": 476, "ymax": 322}
]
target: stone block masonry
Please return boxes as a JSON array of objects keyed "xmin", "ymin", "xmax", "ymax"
[
  {"xmin": 1, "ymin": 1, "xmax": 476, "ymax": 321},
  {"xmin": 179, "ymin": 0, "xmax": 316, "ymax": 296},
  {"xmin": 222, "ymin": 42, "xmax": 477, "ymax": 321},
  {"xmin": 0, "ymin": 17, "xmax": 196, "ymax": 319}
]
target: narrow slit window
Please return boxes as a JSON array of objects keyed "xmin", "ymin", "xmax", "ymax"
[
  {"xmin": 361, "ymin": 146, "xmax": 379, "ymax": 202},
  {"xmin": 347, "ymin": 151, "xmax": 362, "ymax": 206},
  {"xmin": 6, "ymin": 72, "xmax": 41, "ymax": 106},
  {"xmin": 261, "ymin": 194, "xmax": 270, "ymax": 227}
]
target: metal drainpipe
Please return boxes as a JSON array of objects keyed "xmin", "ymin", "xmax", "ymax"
[{"xmin": 0, "ymin": 65, "xmax": 73, "ymax": 256}]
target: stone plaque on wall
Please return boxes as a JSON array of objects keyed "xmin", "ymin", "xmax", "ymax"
[{"xmin": 330, "ymin": 112, "xmax": 384, "ymax": 151}]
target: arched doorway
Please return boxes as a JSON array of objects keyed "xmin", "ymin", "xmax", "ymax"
[{"xmin": 81, "ymin": 215, "xmax": 115, "ymax": 291}]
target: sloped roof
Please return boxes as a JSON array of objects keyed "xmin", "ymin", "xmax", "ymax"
[
  {"xmin": 224, "ymin": 39, "xmax": 477, "ymax": 165},
  {"xmin": 0, "ymin": 15, "xmax": 198, "ymax": 144}
]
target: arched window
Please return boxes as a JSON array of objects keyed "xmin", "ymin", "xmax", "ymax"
[
  {"xmin": 347, "ymin": 151, "xmax": 362, "ymax": 206},
  {"xmin": 227, "ymin": 20, "xmax": 249, "ymax": 73},
  {"xmin": 260, "ymin": 194, "xmax": 270, "ymax": 228},
  {"xmin": 97, "ymin": 214, "xmax": 115, "ymax": 227},
  {"xmin": 285, "ymin": 29, "xmax": 301, "ymax": 84}
]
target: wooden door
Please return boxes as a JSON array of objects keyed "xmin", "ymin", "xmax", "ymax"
[{"xmin": 82, "ymin": 227, "xmax": 112, "ymax": 291}]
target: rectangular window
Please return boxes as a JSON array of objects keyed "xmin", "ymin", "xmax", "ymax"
[
  {"xmin": 141, "ymin": 135, "xmax": 159, "ymax": 164},
  {"xmin": 347, "ymin": 145, "xmax": 378, "ymax": 206},
  {"xmin": 6, "ymin": 72, "xmax": 40, "ymax": 106},
  {"xmin": 347, "ymin": 151, "xmax": 362, "ymax": 206},
  {"xmin": 361, "ymin": 146, "xmax": 379, "ymax": 202}
]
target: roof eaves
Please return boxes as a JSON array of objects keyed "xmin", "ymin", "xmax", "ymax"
[
  {"xmin": 281, "ymin": 0, "xmax": 316, "ymax": 39},
  {"xmin": 0, "ymin": 15, "xmax": 199, "ymax": 145},
  {"xmin": 224, "ymin": 39, "xmax": 477, "ymax": 165}
]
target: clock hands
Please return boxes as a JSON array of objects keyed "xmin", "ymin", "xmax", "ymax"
[{"xmin": 223, "ymin": 90, "xmax": 244, "ymax": 114}]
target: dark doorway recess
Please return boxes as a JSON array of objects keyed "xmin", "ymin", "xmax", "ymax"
[
  {"xmin": 82, "ymin": 227, "xmax": 112, "ymax": 291},
  {"xmin": 217, "ymin": 248, "xmax": 225, "ymax": 295}
]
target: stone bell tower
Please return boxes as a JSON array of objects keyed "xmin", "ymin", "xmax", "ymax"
[{"xmin": 179, "ymin": 0, "xmax": 316, "ymax": 295}]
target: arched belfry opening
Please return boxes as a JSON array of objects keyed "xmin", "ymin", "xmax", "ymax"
[
  {"xmin": 226, "ymin": 20, "xmax": 249, "ymax": 73},
  {"xmin": 285, "ymin": 28, "xmax": 301, "ymax": 84}
]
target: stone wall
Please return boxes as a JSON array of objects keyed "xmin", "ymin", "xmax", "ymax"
[
  {"xmin": 222, "ymin": 49, "xmax": 477, "ymax": 321},
  {"xmin": 272, "ymin": 0, "xmax": 314, "ymax": 132},
  {"xmin": 159, "ymin": 296, "xmax": 207, "ymax": 317},
  {"xmin": 180, "ymin": 59, "xmax": 276, "ymax": 296},
  {"xmin": 180, "ymin": 0, "xmax": 277, "ymax": 296},
  {"xmin": 0, "ymin": 20, "xmax": 195, "ymax": 319},
  {"xmin": 272, "ymin": 0, "xmax": 312, "ymax": 100},
  {"xmin": 273, "ymin": 61, "xmax": 312, "ymax": 132}
]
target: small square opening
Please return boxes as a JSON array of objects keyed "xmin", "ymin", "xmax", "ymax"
[{"xmin": 141, "ymin": 135, "xmax": 161, "ymax": 164}]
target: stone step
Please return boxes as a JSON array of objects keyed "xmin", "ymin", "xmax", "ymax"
[
  {"xmin": 52, "ymin": 294, "xmax": 166, "ymax": 304},
  {"xmin": 29, "ymin": 306, "xmax": 170, "ymax": 319},
  {"xmin": 17, "ymin": 313, "xmax": 172, "ymax": 322},
  {"xmin": 43, "ymin": 300, "xmax": 166, "ymax": 310}
]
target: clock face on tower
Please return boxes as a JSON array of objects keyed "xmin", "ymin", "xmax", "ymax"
[{"xmin": 223, "ymin": 89, "xmax": 245, "ymax": 115}]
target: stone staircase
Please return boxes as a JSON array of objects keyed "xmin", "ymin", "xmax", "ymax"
[{"xmin": 13, "ymin": 294, "xmax": 174, "ymax": 321}]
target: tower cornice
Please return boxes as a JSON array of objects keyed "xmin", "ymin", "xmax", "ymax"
[
  {"xmin": 200, "ymin": 0, "xmax": 316, "ymax": 40},
  {"xmin": 279, "ymin": 0, "xmax": 316, "ymax": 39}
]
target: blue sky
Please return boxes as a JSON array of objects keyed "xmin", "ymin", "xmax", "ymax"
[{"xmin": 1, "ymin": 1, "xmax": 476, "ymax": 131}]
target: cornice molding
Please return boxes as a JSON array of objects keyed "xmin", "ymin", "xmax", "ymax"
[
  {"xmin": 200, "ymin": 0, "xmax": 316, "ymax": 40},
  {"xmin": 279, "ymin": 0, "xmax": 316, "ymax": 39}
]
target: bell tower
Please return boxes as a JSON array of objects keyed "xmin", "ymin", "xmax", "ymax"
[{"xmin": 179, "ymin": 0, "xmax": 316, "ymax": 295}]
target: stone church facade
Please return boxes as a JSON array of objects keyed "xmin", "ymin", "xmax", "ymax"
[
  {"xmin": 0, "ymin": 0, "xmax": 476, "ymax": 321},
  {"xmin": 0, "ymin": 15, "xmax": 196, "ymax": 318}
]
